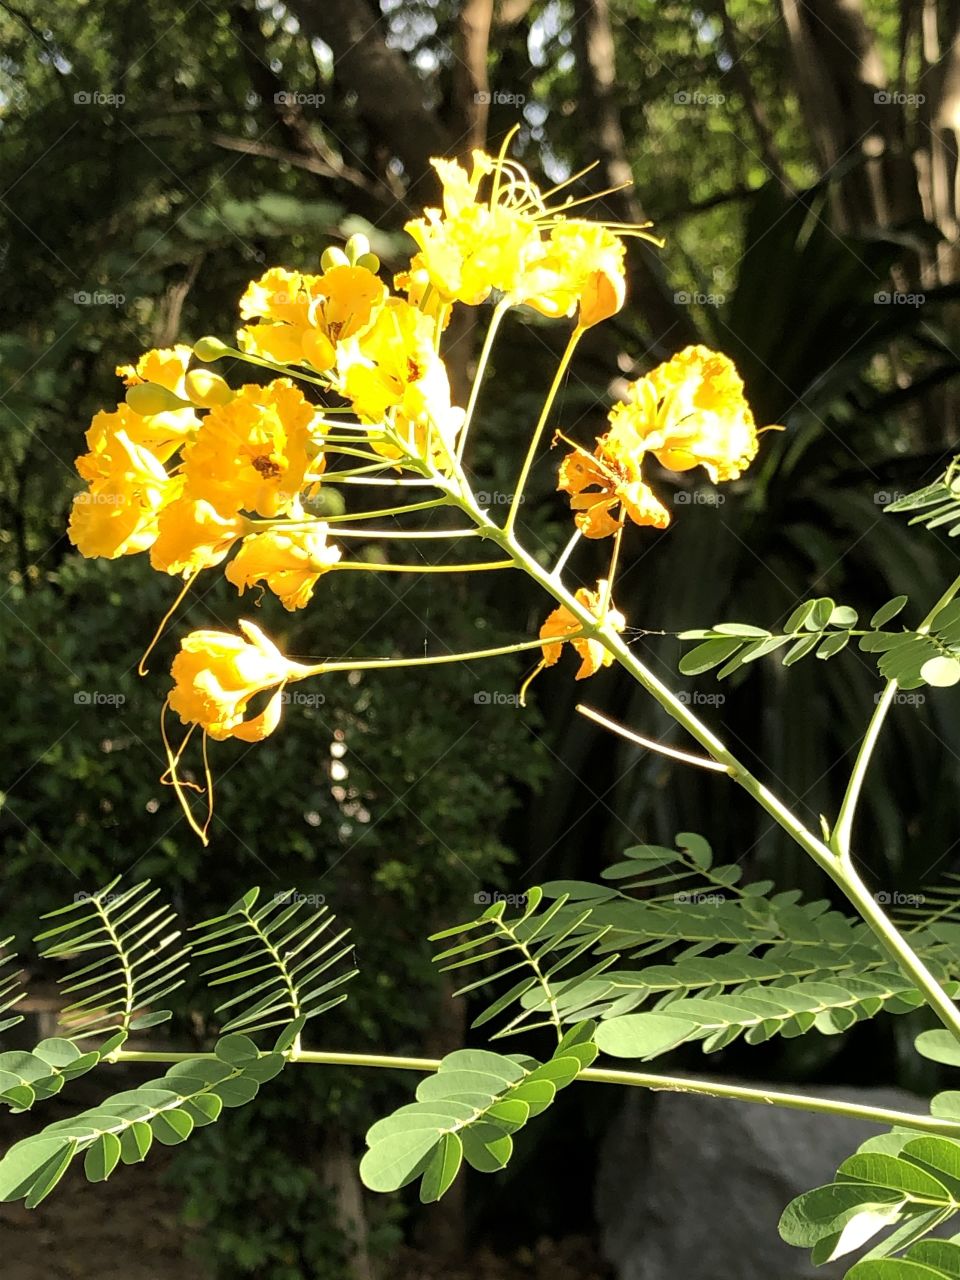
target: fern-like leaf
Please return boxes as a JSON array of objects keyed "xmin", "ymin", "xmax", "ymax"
[
  {"xmin": 432, "ymin": 888, "xmax": 616, "ymax": 1039},
  {"xmin": 192, "ymin": 888, "xmax": 357, "ymax": 1035},
  {"xmin": 887, "ymin": 458, "xmax": 960, "ymax": 537},
  {"xmin": 0, "ymin": 938, "xmax": 25, "ymax": 1037},
  {"xmin": 35, "ymin": 879, "xmax": 190, "ymax": 1039},
  {"xmin": 360, "ymin": 1022, "xmax": 597, "ymax": 1202},
  {"xmin": 0, "ymin": 1033, "xmax": 285, "ymax": 1206}
]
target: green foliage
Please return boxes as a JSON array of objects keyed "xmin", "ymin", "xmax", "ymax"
[
  {"xmin": 430, "ymin": 834, "xmax": 960, "ymax": 1067},
  {"xmin": 193, "ymin": 887, "xmax": 357, "ymax": 1036},
  {"xmin": 432, "ymin": 887, "xmax": 615, "ymax": 1039},
  {"xmin": 360, "ymin": 1022, "xmax": 597, "ymax": 1203},
  {"xmin": 780, "ymin": 1085, "xmax": 960, "ymax": 1273},
  {"xmin": 0, "ymin": 940, "xmax": 25, "ymax": 1036},
  {"xmin": 35, "ymin": 877, "xmax": 190, "ymax": 1037},
  {"xmin": 0, "ymin": 1032, "xmax": 286, "ymax": 1208}
]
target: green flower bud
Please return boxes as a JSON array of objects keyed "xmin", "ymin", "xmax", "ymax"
[
  {"xmin": 184, "ymin": 369, "xmax": 234, "ymax": 407},
  {"xmin": 344, "ymin": 233, "xmax": 370, "ymax": 264},
  {"xmin": 320, "ymin": 246, "xmax": 350, "ymax": 272},
  {"xmin": 355, "ymin": 252, "xmax": 381, "ymax": 274},
  {"xmin": 126, "ymin": 382, "xmax": 189, "ymax": 416},
  {"xmin": 193, "ymin": 336, "xmax": 231, "ymax": 362}
]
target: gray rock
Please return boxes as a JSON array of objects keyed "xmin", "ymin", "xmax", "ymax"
[{"xmin": 596, "ymin": 1083, "xmax": 929, "ymax": 1280}]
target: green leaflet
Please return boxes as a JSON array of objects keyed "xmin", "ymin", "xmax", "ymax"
[
  {"xmin": 35, "ymin": 877, "xmax": 190, "ymax": 1039},
  {"xmin": 781, "ymin": 1124, "xmax": 960, "ymax": 1271},
  {"xmin": 888, "ymin": 462, "xmax": 960, "ymax": 539},
  {"xmin": 0, "ymin": 1036, "xmax": 121, "ymax": 1113},
  {"xmin": 192, "ymin": 887, "xmax": 358, "ymax": 1035},
  {"xmin": 0, "ymin": 1034, "xmax": 286, "ymax": 1206},
  {"xmin": 0, "ymin": 938, "xmax": 25, "ymax": 1036},
  {"xmin": 431, "ymin": 886, "xmax": 615, "ymax": 1039},
  {"xmin": 675, "ymin": 585, "xmax": 960, "ymax": 691},
  {"xmin": 360, "ymin": 1022, "xmax": 597, "ymax": 1203},
  {"xmin": 594, "ymin": 970, "xmax": 942, "ymax": 1058},
  {"xmin": 433, "ymin": 833, "xmax": 960, "ymax": 1058}
]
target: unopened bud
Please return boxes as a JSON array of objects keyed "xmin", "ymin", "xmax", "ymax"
[
  {"xmin": 344, "ymin": 233, "xmax": 370, "ymax": 264},
  {"xmin": 184, "ymin": 369, "xmax": 234, "ymax": 407},
  {"xmin": 320, "ymin": 246, "xmax": 349, "ymax": 272},
  {"xmin": 193, "ymin": 336, "xmax": 231, "ymax": 362},
  {"xmin": 126, "ymin": 382, "xmax": 188, "ymax": 415},
  {"xmin": 355, "ymin": 252, "xmax": 380, "ymax": 273}
]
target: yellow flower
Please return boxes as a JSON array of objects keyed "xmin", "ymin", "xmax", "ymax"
[
  {"xmin": 610, "ymin": 346, "xmax": 761, "ymax": 484},
  {"xmin": 557, "ymin": 434, "xmax": 670, "ymax": 539},
  {"xmin": 150, "ymin": 498, "xmax": 249, "ymax": 578},
  {"xmin": 340, "ymin": 298, "xmax": 464, "ymax": 468},
  {"xmin": 168, "ymin": 619, "xmax": 312, "ymax": 742},
  {"xmin": 521, "ymin": 223, "xmax": 626, "ymax": 327},
  {"xmin": 116, "ymin": 344, "xmax": 194, "ymax": 397},
  {"xmin": 181, "ymin": 380, "xmax": 321, "ymax": 518},
  {"xmin": 69, "ymin": 429, "xmax": 180, "ymax": 559},
  {"xmin": 237, "ymin": 264, "xmax": 385, "ymax": 372},
  {"xmin": 226, "ymin": 523, "xmax": 341, "ymax": 611},
  {"xmin": 539, "ymin": 582, "xmax": 625, "ymax": 679},
  {"xmin": 405, "ymin": 152, "xmax": 545, "ymax": 306}
]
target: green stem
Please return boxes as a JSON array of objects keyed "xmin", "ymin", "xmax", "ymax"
[
  {"xmin": 505, "ymin": 326, "xmax": 584, "ymax": 535},
  {"xmin": 108, "ymin": 1049, "xmax": 960, "ymax": 1138},
  {"xmin": 330, "ymin": 559, "xmax": 514, "ymax": 574},
  {"xmin": 445, "ymin": 489, "xmax": 960, "ymax": 1043},
  {"xmin": 456, "ymin": 297, "xmax": 512, "ymax": 463},
  {"xmin": 311, "ymin": 633, "xmax": 582, "ymax": 677},
  {"xmin": 831, "ymin": 570, "xmax": 960, "ymax": 858}
]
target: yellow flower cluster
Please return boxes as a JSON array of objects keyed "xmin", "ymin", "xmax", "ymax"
[
  {"xmin": 69, "ymin": 350, "xmax": 340, "ymax": 608},
  {"xmin": 402, "ymin": 150, "xmax": 647, "ymax": 328},
  {"xmin": 558, "ymin": 345, "xmax": 769, "ymax": 539},
  {"xmin": 66, "ymin": 134, "xmax": 767, "ymax": 843}
]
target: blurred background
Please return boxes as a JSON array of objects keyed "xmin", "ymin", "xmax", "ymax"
[{"xmin": 2, "ymin": 0, "xmax": 960, "ymax": 1276}]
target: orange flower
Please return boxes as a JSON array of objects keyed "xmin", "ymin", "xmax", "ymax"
[
  {"xmin": 558, "ymin": 435, "xmax": 670, "ymax": 539},
  {"xmin": 539, "ymin": 581, "xmax": 625, "ymax": 679}
]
